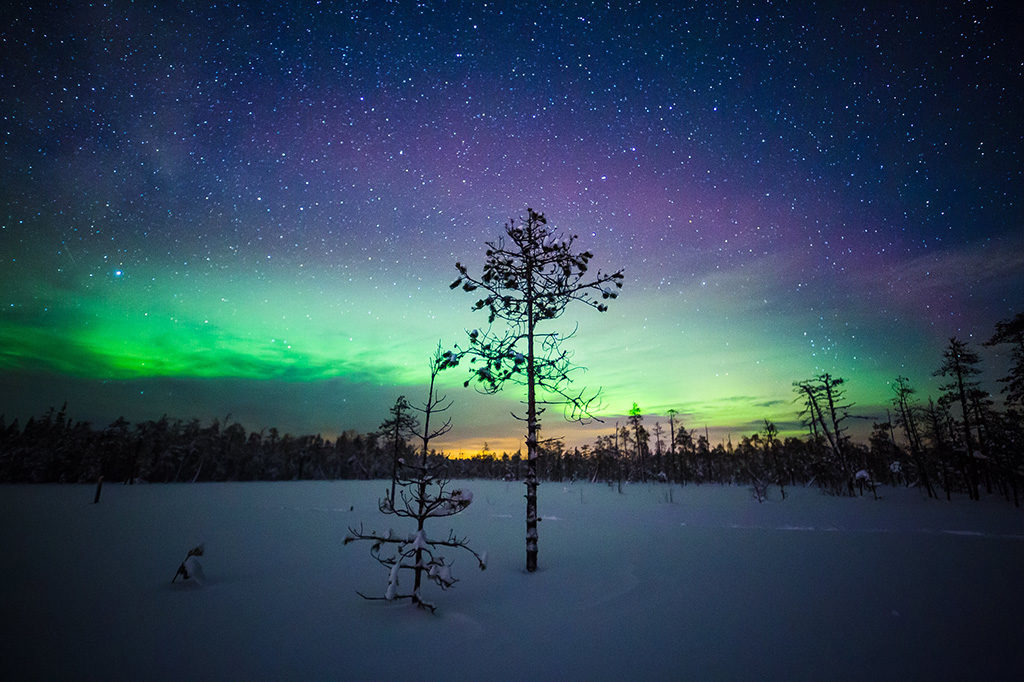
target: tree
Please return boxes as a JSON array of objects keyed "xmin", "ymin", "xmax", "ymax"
[
  {"xmin": 666, "ymin": 408, "xmax": 679, "ymax": 481},
  {"xmin": 933, "ymin": 337, "xmax": 983, "ymax": 499},
  {"xmin": 451, "ymin": 207, "xmax": 624, "ymax": 572},
  {"xmin": 746, "ymin": 420, "xmax": 777, "ymax": 502},
  {"xmin": 695, "ymin": 428, "xmax": 711, "ymax": 482},
  {"xmin": 868, "ymin": 420, "xmax": 900, "ymax": 486},
  {"xmin": 345, "ymin": 346, "xmax": 485, "ymax": 612},
  {"xmin": 762, "ymin": 419, "xmax": 785, "ymax": 499},
  {"xmin": 891, "ymin": 376, "xmax": 937, "ymax": 499},
  {"xmin": 793, "ymin": 373, "xmax": 857, "ymax": 494},
  {"xmin": 412, "ymin": 343, "xmax": 457, "ymax": 459},
  {"xmin": 628, "ymin": 403, "xmax": 647, "ymax": 481},
  {"xmin": 379, "ymin": 396, "xmax": 418, "ymax": 505},
  {"xmin": 922, "ymin": 397, "xmax": 955, "ymax": 499},
  {"xmin": 985, "ymin": 312, "xmax": 1024, "ymax": 407},
  {"xmin": 674, "ymin": 422, "xmax": 695, "ymax": 483},
  {"xmin": 651, "ymin": 421, "xmax": 665, "ymax": 479}
]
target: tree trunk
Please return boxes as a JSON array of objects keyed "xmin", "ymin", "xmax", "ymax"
[
  {"xmin": 414, "ymin": 373, "xmax": 436, "ymax": 594},
  {"xmin": 525, "ymin": 322, "xmax": 540, "ymax": 572},
  {"xmin": 390, "ymin": 416, "xmax": 400, "ymax": 505},
  {"xmin": 668, "ymin": 414, "xmax": 676, "ymax": 483},
  {"xmin": 525, "ymin": 237, "xmax": 539, "ymax": 573}
]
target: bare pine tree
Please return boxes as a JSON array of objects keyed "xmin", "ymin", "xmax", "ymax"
[{"xmin": 450, "ymin": 208, "xmax": 624, "ymax": 572}]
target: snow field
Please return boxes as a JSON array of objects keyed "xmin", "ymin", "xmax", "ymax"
[{"xmin": 0, "ymin": 481, "xmax": 1022, "ymax": 680}]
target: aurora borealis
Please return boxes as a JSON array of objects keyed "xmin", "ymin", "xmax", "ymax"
[{"xmin": 2, "ymin": 2, "xmax": 1021, "ymax": 454}]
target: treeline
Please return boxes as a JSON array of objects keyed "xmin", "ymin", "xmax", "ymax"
[
  {"xmin": 0, "ymin": 408, "xmax": 394, "ymax": 484},
  {"xmin": 0, "ymin": 390, "xmax": 1020, "ymax": 505},
  {"xmin": 0, "ymin": 403, "xmax": 562, "ymax": 485},
  {"xmin": 597, "ymin": 320, "xmax": 1024, "ymax": 505},
  {"xmin": 2, "ymin": 317, "xmax": 1022, "ymax": 504}
]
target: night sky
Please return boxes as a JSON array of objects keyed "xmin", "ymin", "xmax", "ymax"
[{"xmin": 2, "ymin": 2, "xmax": 1021, "ymax": 454}]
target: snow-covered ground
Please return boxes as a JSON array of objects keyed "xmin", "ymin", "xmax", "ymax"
[{"xmin": 2, "ymin": 481, "xmax": 1022, "ymax": 680}]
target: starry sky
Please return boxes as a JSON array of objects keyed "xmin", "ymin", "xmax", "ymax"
[{"xmin": 2, "ymin": 1, "xmax": 1021, "ymax": 454}]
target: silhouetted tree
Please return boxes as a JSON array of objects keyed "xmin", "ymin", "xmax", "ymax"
[
  {"xmin": 794, "ymin": 373, "xmax": 857, "ymax": 494},
  {"xmin": 666, "ymin": 408, "xmax": 679, "ymax": 481},
  {"xmin": 934, "ymin": 337, "xmax": 983, "ymax": 499},
  {"xmin": 674, "ymin": 421, "xmax": 695, "ymax": 483},
  {"xmin": 762, "ymin": 419, "xmax": 785, "ymax": 499},
  {"xmin": 651, "ymin": 421, "xmax": 667, "ymax": 478},
  {"xmin": 868, "ymin": 420, "xmax": 900, "ymax": 483},
  {"xmin": 921, "ymin": 397, "xmax": 956, "ymax": 499},
  {"xmin": 891, "ymin": 376, "xmax": 937, "ymax": 498},
  {"xmin": 450, "ymin": 207, "xmax": 624, "ymax": 572},
  {"xmin": 627, "ymin": 403, "xmax": 647, "ymax": 482},
  {"xmin": 985, "ymin": 312, "xmax": 1024, "ymax": 407},
  {"xmin": 380, "ymin": 396, "xmax": 418, "ymax": 504}
]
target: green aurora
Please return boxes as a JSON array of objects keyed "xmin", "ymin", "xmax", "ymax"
[{"xmin": 4, "ymin": 248, "xmax": 1016, "ymax": 455}]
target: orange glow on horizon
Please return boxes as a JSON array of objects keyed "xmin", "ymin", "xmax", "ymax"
[{"xmin": 436, "ymin": 436, "xmax": 525, "ymax": 459}]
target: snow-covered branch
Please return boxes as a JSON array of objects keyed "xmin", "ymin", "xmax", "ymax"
[{"xmin": 346, "ymin": 399, "xmax": 486, "ymax": 612}]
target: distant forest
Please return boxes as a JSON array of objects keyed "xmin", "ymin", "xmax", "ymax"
[{"xmin": 2, "ymin": 316, "xmax": 1022, "ymax": 505}]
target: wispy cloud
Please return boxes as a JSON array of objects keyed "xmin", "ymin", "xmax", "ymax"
[{"xmin": 848, "ymin": 235, "xmax": 1024, "ymax": 336}]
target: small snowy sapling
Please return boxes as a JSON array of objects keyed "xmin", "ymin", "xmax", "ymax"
[
  {"xmin": 344, "ymin": 474, "xmax": 487, "ymax": 612},
  {"xmin": 345, "ymin": 344, "xmax": 486, "ymax": 612},
  {"xmin": 854, "ymin": 469, "xmax": 879, "ymax": 499},
  {"xmin": 172, "ymin": 543, "xmax": 206, "ymax": 585}
]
